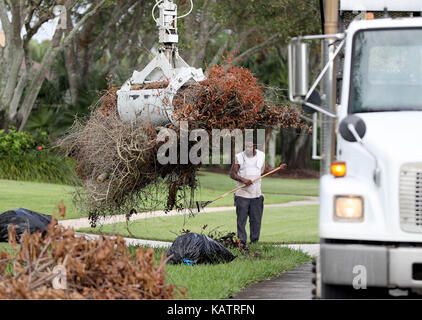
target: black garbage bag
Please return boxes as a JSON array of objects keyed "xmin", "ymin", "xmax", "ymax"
[
  {"xmin": 0, "ymin": 208, "xmax": 53, "ymax": 242},
  {"xmin": 166, "ymin": 232, "xmax": 236, "ymax": 265}
]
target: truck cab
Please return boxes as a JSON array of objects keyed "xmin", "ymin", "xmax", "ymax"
[{"xmin": 288, "ymin": 1, "xmax": 422, "ymax": 298}]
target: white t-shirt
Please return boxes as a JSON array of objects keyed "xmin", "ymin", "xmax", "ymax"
[{"xmin": 235, "ymin": 150, "xmax": 265, "ymax": 198}]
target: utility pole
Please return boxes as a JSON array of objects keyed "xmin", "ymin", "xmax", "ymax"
[{"xmin": 320, "ymin": 0, "xmax": 338, "ymax": 175}]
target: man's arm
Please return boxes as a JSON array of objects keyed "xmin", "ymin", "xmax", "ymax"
[{"xmin": 230, "ymin": 163, "xmax": 253, "ymax": 186}]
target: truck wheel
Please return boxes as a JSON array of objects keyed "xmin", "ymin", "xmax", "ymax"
[
  {"xmin": 321, "ymin": 282, "xmax": 356, "ymax": 299},
  {"xmin": 321, "ymin": 282, "xmax": 389, "ymax": 299}
]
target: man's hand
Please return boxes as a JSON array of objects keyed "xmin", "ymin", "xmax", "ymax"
[
  {"xmin": 231, "ymin": 163, "xmax": 253, "ymax": 186},
  {"xmin": 242, "ymin": 178, "xmax": 253, "ymax": 186},
  {"xmin": 279, "ymin": 163, "xmax": 287, "ymax": 170}
]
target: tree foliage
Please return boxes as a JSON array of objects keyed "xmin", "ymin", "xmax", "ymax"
[
  {"xmin": 0, "ymin": 0, "xmax": 321, "ymax": 169},
  {"xmin": 0, "ymin": 0, "xmax": 107, "ymax": 131}
]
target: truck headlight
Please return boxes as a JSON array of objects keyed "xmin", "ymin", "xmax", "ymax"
[{"xmin": 334, "ymin": 196, "xmax": 364, "ymax": 221}]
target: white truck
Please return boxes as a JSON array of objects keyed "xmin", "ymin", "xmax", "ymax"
[{"xmin": 288, "ymin": 0, "xmax": 422, "ymax": 298}]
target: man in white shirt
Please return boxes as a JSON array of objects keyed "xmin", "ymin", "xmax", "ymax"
[{"xmin": 230, "ymin": 138, "xmax": 286, "ymax": 247}]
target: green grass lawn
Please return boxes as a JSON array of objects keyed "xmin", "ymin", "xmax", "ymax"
[
  {"xmin": 0, "ymin": 179, "xmax": 81, "ymax": 220},
  {"xmin": 198, "ymin": 170, "xmax": 319, "ymax": 198},
  {"xmin": 116, "ymin": 170, "xmax": 317, "ymax": 209},
  {"xmin": 0, "ymin": 171, "xmax": 319, "ymax": 220},
  {"xmin": 81, "ymin": 205, "xmax": 319, "ymax": 244},
  {"xmin": 133, "ymin": 184, "xmax": 306, "ymax": 210}
]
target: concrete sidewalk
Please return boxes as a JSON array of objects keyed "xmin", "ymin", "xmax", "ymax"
[
  {"xmin": 232, "ymin": 244, "xmax": 319, "ymax": 300},
  {"xmin": 75, "ymin": 232, "xmax": 173, "ymax": 248},
  {"xmin": 279, "ymin": 244, "xmax": 319, "ymax": 258},
  {"xmin": 232, "ymin": 262, "xmax": 314, "ymax": 299}
]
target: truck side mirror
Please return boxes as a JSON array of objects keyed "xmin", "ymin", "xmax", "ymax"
[
  {"xmin": 339, "ymin": 115, "xmax": 366, "ymax": 142},
  {"xmin": 288, "ymin": 39, "xmax": 309, "ymax": 100},
  {"xmin": 302, "ymin": 90, "xmax": 320, "ymax": 114}
]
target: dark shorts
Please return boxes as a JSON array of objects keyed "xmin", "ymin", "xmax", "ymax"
[{"xmin": 234, "ymin": 195, "xmax": 264, "ymax": 244}]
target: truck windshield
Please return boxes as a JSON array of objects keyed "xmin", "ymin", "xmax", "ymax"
[{"xmin": 350, "ymin": 28, "xmax": 422, "ymax": 113}]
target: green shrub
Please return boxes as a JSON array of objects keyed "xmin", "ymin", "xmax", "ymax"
[
  {"xmin": 0, "ymin": 152, "xmax": 78, "ymax": 185},
  {"xmin": 0, "ymin": 127, "xmax": 78, "ymax": 185},
  {"xmin": 0, "ymin": 127, "xmax": 35, "ymax": 156},
  {"xmin": 0, "ymin": 127, "xmax": 50, "ymax": 156}
]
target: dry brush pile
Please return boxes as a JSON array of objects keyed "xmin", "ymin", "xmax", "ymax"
[
  {"xmin": 58, "ymin": 59, "xmax": 310, "ymax": 225},
  {"xmin": 0, "ymin": 219, "xmax": 183, "ymax": 299}
]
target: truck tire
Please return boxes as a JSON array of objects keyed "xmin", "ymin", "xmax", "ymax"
[
  {"xmin": 321, "ymin": 282, "xmax": 389, "ymax": 299},
  {"xmin": 321, "ymin": 282, "xmax": 357, "ymax": 299}
]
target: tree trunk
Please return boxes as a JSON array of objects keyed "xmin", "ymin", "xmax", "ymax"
[
  {"xmin": 15, "ymin": 0, "xmax": 107, "ymax": 131},
  {"xmin": 18, "ymin": 27, "xmax": 64, "ymax": 130},
  {"xmin": 280, "ymin": 127, "xmax": 311, "ymax": 170},
  {"xmin": 267, "ymin": 128, "xmax": 277, "ymax": 167},
  {"xmin": 64, "ymin": 9, "xmax": 79, "ymax": 106}
]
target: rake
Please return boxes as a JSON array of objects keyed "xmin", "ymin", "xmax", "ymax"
[{"xmin": 195, "ymin": 166, "xmax": 284, "ymax": 212}]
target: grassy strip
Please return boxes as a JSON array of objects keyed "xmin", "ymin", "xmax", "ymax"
[
  {"xmin": 198, "ymin": 171, "xmax": 319, "ymax": 197},
  {"xmin": 142, "ymin": 244, "xmax": 311, "ymax": 299},
  {"xmin": 129, "ymin": 184, "xmax": 305, "ymax": 210},
  {"xmin": 126, "ymin": 170, "xmax": 317, "ymax": 209},
  {"xmin": 98, "ymin": 169, "xmax": 315, "ymax": 210},
  {"xmin": 81, "ymin": 205, "xmax": 320, "ymax": 244}
]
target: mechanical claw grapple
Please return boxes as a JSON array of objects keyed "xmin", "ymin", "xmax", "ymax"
[{"xmin": 117, "ymin": 0, "xmax": 204, "ymax": 126}]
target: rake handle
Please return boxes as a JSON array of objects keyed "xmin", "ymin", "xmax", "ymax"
[{"xmin": 210, "ymin": 166, "xmax": 283, "ymax": 203}]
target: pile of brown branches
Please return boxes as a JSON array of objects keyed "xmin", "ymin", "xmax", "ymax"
[
  {"xmin": 59, "ymin": 106, "xmax": 197, "ymax": 225},
  {"xmin": 58, "ymin": 61, "xmax": 309, "ymax": 223},
  {"xmin": 172, "ymin": 61, "xmax": 308, "ymax": 131},
  {"xmin": 0, "ymin": 220, "xmax": 183, "ymax": 299}
]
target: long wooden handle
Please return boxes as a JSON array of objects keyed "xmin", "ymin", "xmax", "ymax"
[{"xmin": 210, "ymin": 166, "xmax": 283, "ymax": 202}]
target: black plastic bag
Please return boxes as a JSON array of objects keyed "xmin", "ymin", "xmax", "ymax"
[
  {"xmin": 0, "ymin": 208, "xmax": 53, "ymax": 242},
  {"xmin": 166, "ymin": 232, "xmax": 236, "ymax": 265}
]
